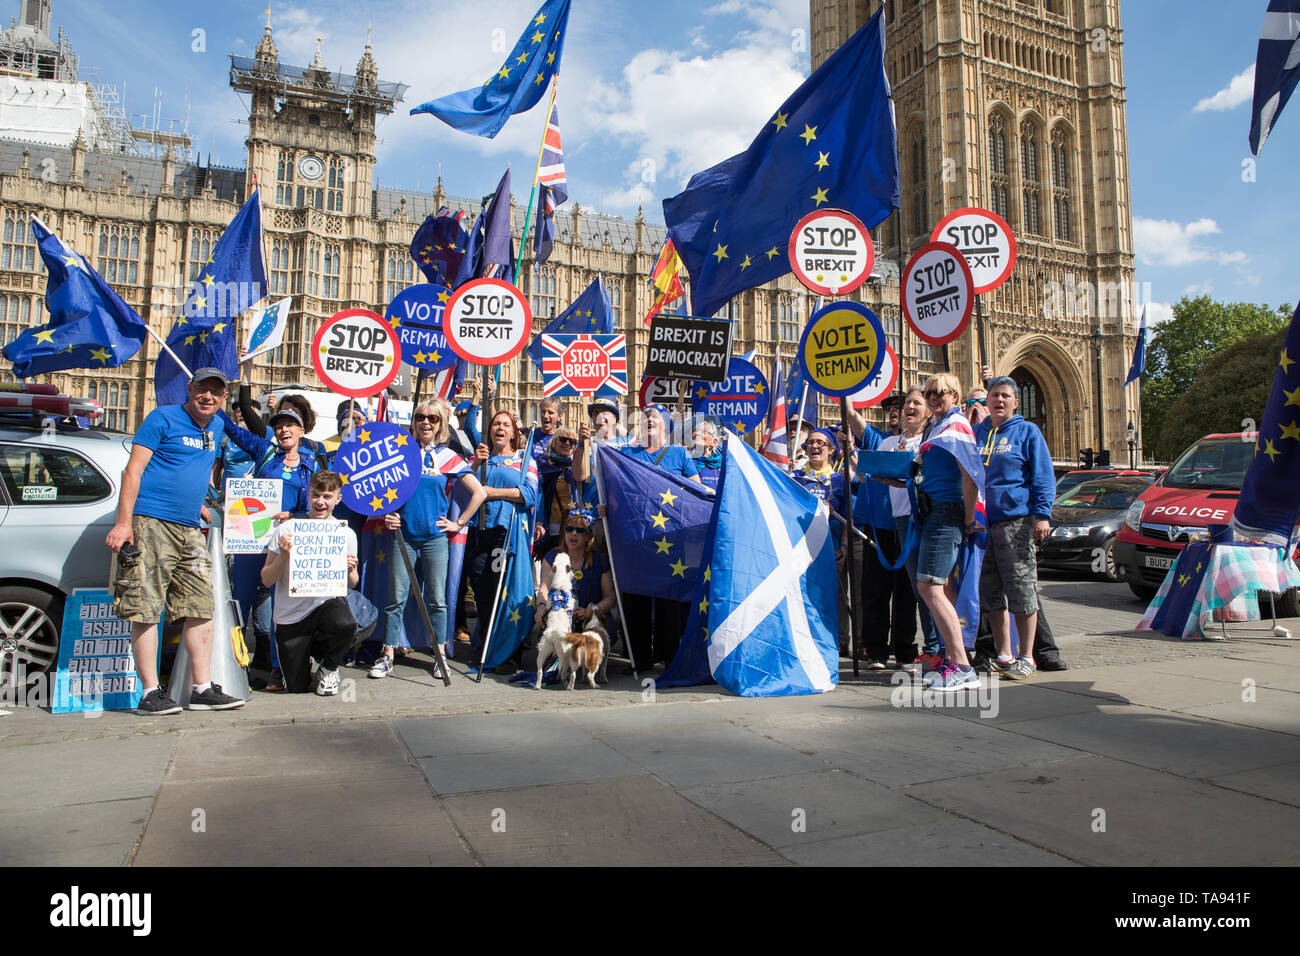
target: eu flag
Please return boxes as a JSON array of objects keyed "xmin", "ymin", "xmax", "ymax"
[
  {"xmin": 410, "ymin": 207, "xmax": 470, "ymax": 285},
  {"xmin": 2, "ymin": 217, "xmax": 146, "ymax": 377},
  {"xmin": 525, "ymin": 277, "xmax": 611, "ymax": 372},
  {"xmin": 410, "ymin": 0, "xmax": 571, "ymax": 139},
  {"xmin": 661, "ymin": 7, "xmax": 897, "ymax": 318},
  {"xmin": 156, "ymin": 190, "xmax": 267, "ymax": 406},
  {"xmin": 786, "ymin": 350, "xmax": 817, "ymax": 427},
  {"xmin": 595, "ymin": 444, "xmax": 716, "ymax": 602},
  {"xmin": 453, "ymin": 169, "xmax": 515, "ymax": 288},
  {"xmin": 1232, "ymin": 300, "xmax": 1300, "ymax": 544},
  {"xmin": 1126, "ymin": 305, "xmax": 1147, "ymax": 386},
  {"xmin": 658, "ymin": 436, "xmax": 839, "ymax": 696}
]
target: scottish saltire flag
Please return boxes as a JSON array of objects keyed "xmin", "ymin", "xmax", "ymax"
[
  {"xmin": 659, "ymin": 436, "xmax": 838, "ymax": 696},
  {"xmin": 454, "ymin": 169, "xmax": 515, "ymax": 287},
  {"xmin": 411, "ymin": 207, "xmax": 470, "ymax": 285},
  {"xmin": 526, "ymin": 276, "xmax": 612, "ymax": 371},
  {"xmin": 2, "ymin": 217, "xmax": 146, "ymax": 377},
  {"xmin": 643, "ymin": 238, "xmax": 685, "ymax": 324},
  {"xmin": 157, "ymin": 190, "xmax": 267, "ymax": 406},
  {"xmin": 1249, "ymin": 0, "xmax": 1300, "ymax": 154},
  {"xmin": 1233, "ymin": 300, "xmax": 1300, "ymax": 544},
  {"xmin": 243, "ymin": 297, "xmax": 291, "ymax": 362},
  {"xmin": 410, "ymin": 0, "xmax": 571, "ymax": 139},
  {"xmin": 922, "ymin": 407, "xmax": 987, "ymax": 648},
  {"xmin": 595, "ymin": 444, "xmax": 716, "ymax": 602},
  {"xmin": 534, "ymin": 100, "xmax": 568, "ymax": 267},
  {"xmin": 661, "ymin": 7, "xmax": 897, "ymax": 317},
  {"xmin": 760, "ymin": 356, "xmax": 789, "ymax": 467},
  {"xmin": 539, "ymin": 334, "xmax": 626, "ymax": 397},
  {"xmin": 1125, "ymin": 305, "xmax": 1147, "ymax": 386}
]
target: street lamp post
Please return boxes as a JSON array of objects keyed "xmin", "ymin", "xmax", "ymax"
[
  {"xmin": 1126, "ymin": 417, "xmax": 1137, "ymax": 470},
  {"xmin": 1073, "ymin": 410, "xmax": 1081, "ymax": 464}
]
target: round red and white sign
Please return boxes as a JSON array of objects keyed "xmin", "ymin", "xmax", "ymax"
[
  {"xmin": 311, "ymin": 308, "xmax": 401, "ymax": 398},
  {"xmin": 638, "ymin": 375, "xmax": 682, "ymax": 409},
  {"xmin": 930, "ymin": 207, "xmax": 1016, "ymax": 294},
  {"xmin": 443, "ymin": 277, "xmax": 532, "ymax": 365},
  {"xmin": 849, "ymin": 342, "xmax": 899, "ymax": 409},
  {"xmin": 901, "ymin": 241, "xmax": 975, "ymax": 346},
  {"xmin": 788, "ymin": 208, "xmax": 875, "ymax": 297}
]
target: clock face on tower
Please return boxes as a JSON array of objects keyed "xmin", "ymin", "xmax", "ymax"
[{"xmin": 298, "ymin": 155, "xmax": 325, "ymax": 181}]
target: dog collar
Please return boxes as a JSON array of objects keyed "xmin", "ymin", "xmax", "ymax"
[{"xmin": 548, "ymin": 588, "xmax": 571, "ymax": 610}]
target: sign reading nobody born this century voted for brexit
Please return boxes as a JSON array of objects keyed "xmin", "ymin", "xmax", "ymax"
[
  {"xmin": 798, "ymin": 301, "xmax": 886, "ymax": 397},
  {"xmin": 312, "ymin": 308, "xmax": 402, "ymax": 397},
  {"xmin": 336, "ymin": 420, "xmax": 422, "ymax": 517}
]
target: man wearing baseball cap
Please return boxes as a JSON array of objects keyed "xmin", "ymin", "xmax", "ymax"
[{"xmin": 105, "ymin": 367, "xmax": 246, "ymax": 716}]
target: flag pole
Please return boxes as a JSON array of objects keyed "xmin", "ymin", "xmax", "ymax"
[
  {"xmin": 515, "ymin": 73, "xmax": 560, "ymax": 268},
  {"xmin": 840, "ymin": 396, "xmax": 860, "ymax": 678},
  {"xmin": 144, "ymin": 324, "xmax": 194, "ymax": 381},
  {"xmin": 592, "ymin": 445, "xmax": 638, "ymax": 680}
]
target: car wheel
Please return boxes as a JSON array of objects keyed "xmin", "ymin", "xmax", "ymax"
[
  {"xmin": 0, "ymin": 586, "xmax": 65, "ymax": 692},
  {"xmin": 1099, "ymin": 534, "xmax": 1120, "ymax": 583},
  {"xmin": 1128, "ymin": 581, "xmax": 1158, "ymax": 603}
]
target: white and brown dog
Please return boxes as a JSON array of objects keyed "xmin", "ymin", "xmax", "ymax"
[
  {"xmin": 535, "ymin": 553, "xmax": 576, "ymax": 690},
  {"xmin": 562, "ymin": 607, "xmax": 609, "ymax": 690}
]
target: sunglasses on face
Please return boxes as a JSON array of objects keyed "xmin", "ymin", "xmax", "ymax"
[
  {"xmin": 924, "ymin": 388, "xmax": 950, "ymax": 399},
  {"xmin": 552, "ymin": 436, "xmax": 577, "ymax": 446},
  {"xmin": 564, "ymin": 526, "xmax": 591, "ymax": 535},
  {"xmin": 413, "ymin": 414, "xmax": 442, "ymax": 424},
  {"xmin": 965, "ymin": 397, "xmax": 986, "ymax": 407}
]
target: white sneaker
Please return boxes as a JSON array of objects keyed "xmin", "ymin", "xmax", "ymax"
[
  {"xmin": 315, "ymin": 667, "xmax": 340, "ymax": 696},
  {"xmin": 368, "ymin": 655, "xmax": 394, "ymax": 679}
]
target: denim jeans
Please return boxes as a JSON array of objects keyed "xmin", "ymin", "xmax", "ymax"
[
  {"xmin": 384, "ymin": 533, "xmax": 450, "ymax": 650},
  {"xmin": 915, "ymin": 499, "xmax": 964, "ymax": 585},
  {"xmin": 897, "ymin": 516, "xmax": 939, "ymax": 655}
]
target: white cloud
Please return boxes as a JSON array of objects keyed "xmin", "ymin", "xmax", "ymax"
[
  {"xmin": 1145, "ymin": 301, "xmax": 1175, "ymax": 326},
  {"xmin": 1132, "ymin": 216, "xmax": 1249, "ymax": 268},
  {"xmin": 1193, "ymin": 64, "xmax": 1255, "ymax": 112}
]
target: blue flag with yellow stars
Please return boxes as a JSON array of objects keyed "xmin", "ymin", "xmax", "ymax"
[
  {"xmin": 525, "ymin": 276, "xmax": 611, "ymax": 372},
  {"xmin": 1143, "ymin": 541, "xmax": 1213, "ymax": 638},
  {"xmin": 1233, "ymin": 299, "xmax": 1300, "ymax": 544},
  {"xmin": 410, "ymin": 207, "xmax": 470, "ymax": 285},
  {"xmin": 2, "ymin": 217, "xmax": 147, "ymax": 377},
  {"xmin": 595, "ymin": 443, "xmax": 716, "ymax": 602},
  {"xmin": 156, "ymin": 190, "xmax": 267, "ymax": 406},
  {"xmin": 454, "ymin": 169, "xmax": 515, "ymax": 288},
  {"xmin": 662, "ymin": 6, "xmax": 897, "ymax": 318},
  {"xmin": 410, "ymin": 0, "xmax": 570, "ymax": 139}
]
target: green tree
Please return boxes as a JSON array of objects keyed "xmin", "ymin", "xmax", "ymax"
[
  {"xmin": 1140, "ymin": 295, "xmax": 1288, "ymax": 456},
  {"xmin": 1156, "ymin": 328, "xmax": 1285, "ymax": 460}
]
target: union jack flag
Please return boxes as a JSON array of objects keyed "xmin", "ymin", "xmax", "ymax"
[
  {"xmin": 539, "ymin": 333, "xmax": 627, "ymax": 397},
  {"xmin": 538, "ymin": 101, "xmax": 567, "ymax": 203}
]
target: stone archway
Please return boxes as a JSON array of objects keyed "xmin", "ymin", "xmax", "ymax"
[{"xmin": 997, "ymin": 333, "xmax": 1088, "ymax": 461}]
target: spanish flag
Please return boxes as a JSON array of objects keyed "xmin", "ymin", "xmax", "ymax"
[{"xmin": 644, "ymin": 237, "xmax": 685, "ymax": 325}]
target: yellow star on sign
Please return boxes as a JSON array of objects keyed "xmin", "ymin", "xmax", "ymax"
[
  {"xmin": 90, "ymin": 347, "xmax": 111, "ymax": 363},
  {"xmin": 799, "ymin": 124, "xmax": 818, "ymax": 145},
  {"xmin": 659, "ymin": 489, "xmax": 678, "ymax": 507},
  {"xmin": 357, "ymin": 428, "xmax": 371, "ymax": 443},
  {"xmin": 651, "ymin": 510, "xmax": 669, "ymax": 529},
  {"xmin": 369, "ymin": 495, "xmax": 383, "ymax": 511},
  {"xmin": 384, "ymin": 487, "xmax": 398, "ymax": 503},
  {"xmin": 765, "ymin": 246, "xmax": 779, "ymax": 260},
  {"xmin": 695, "ymin": 386, "xmax": 708, "ymax": 399},
  {"xmin": 1285, "ymin": 385, "xmax": 1300, "ymax": 408},
  {"xmin": 388, "ymin": 316, "xmax": 401, "ymax": 330},
  {"xmin": 754, "ymin": 382, "xmax": 766, "ymax": 395},
  {"xmin": 669, "ymin": 559, "xmax": 687, "ymax": 577},
  {"xmin": 32, "ymin": 328, "xmax": 55, "ymax": 344},
  {"xmin": 395, "ymin": 433, "xmax": 409, "ymax": 447},
  {"xmin": 497, "ymin": 66, "xmax": 511, "ymax": 80},
  {"xmin": 375, "ymin": 550, "xmax": 386, "ymax": 564},
  {"xmin": 771, "ymin": 111, "xmax": 788, "ymax": 131},
  {"xmin": 431, "ymin": 350, "xmax": 442, "ymax": 364},
  {"xmin": 814, "ymin": 151, "xmax": 831, "ymax": 170},
  {"xmin": 1282, "ymin": 348, "xmax": 1294, "ymax": 374},
  {"xmin": 712, "ymin": 243, "xmax": 728, "ymax": 262},
  {"xmin": 413, "ymin": 351, "xmax": 429, "ymax": 364},
  {"xmin": 1281, "ymin": 421, "xmax": 1300, "ymax": 442},
  {"xmin": 437, "ymin": 290, "xmax": 450, "ymax": 302},
  {"xmin": 1263, "ymin": 439, "xmax": 1281, "ymax": 462},
  {"xmin": 811, "ymin": 187, "xmax": 830, "ymax": 207},
  {"xmin": 655, "ymin": 536, "xmax": 672, "ymax": 555},
  {"xmin": 735, "ymin": 421, "xmax": 747, "ymax": 434},
  {"xmin": 739, "ymin": 255, "xmax": 752, "ymax": 270},
  {"xmin": 339, "ymin": 474, "xmax": 350, "ymax": 484}
]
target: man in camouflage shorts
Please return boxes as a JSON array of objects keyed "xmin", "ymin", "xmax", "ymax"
[{"xmin": 106, "ymin": 368, "xmax": 245, "ymax": 715}]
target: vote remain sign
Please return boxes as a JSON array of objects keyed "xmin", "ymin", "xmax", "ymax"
[
  {"xmin": 385, "ymin": 284, "xmax": 457, "ymax": 371},
  {"xmin": 690, "ymin": 356, "xmax": 770, "ymax": 436},
  {"xmin": 336, "ymin": 421, "xmax": 422, "ymax": 516},
  {"xmin": 539, "ymin": 334, "xmax": 628, "ymax": 397}
]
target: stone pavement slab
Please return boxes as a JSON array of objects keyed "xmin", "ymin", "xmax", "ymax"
[
  {"xmin": 776, "ymin": 817, "xmax": 1078, "ymax": 866},
  {"xmin": 438, "ymin": 774, "xmax": 783, "ymax": 866},
  {"xmin": 906, "ymin": 754, "xmax": 1300, "ymax": 866},
  {"xmin": 166, "ymin": 720, "xmax": 404, "ymax": 782},
  {"xmin": 0, "ymin": 734, "xmax": 175, "ymax": 809},
  {"xmin": 2, "ymin": 798, "xmax": 154, "ymax": 867},
  {"xmin": 1207, "ymin": 761, "xmax": 1300, "ymax": 807}
]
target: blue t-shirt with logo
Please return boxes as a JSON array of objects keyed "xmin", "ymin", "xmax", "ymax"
[
  {"xmin": 133, "ymin": 404, "xmax": 225, "ymax": 527},
  {"xmin": 618, "ymin": 444, "xmax": 700, "ymax": 480}
]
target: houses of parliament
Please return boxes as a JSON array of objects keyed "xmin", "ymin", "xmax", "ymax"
[{"xmin": 0, "ymin": 0, "xmax": 1140, "ymax": 461}]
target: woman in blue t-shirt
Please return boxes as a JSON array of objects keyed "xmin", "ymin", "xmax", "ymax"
[
  {"xmin": 369, "ymin": 398, "xmax": 487, "ymax": 679},
  {"xmin": 534, "ymin": 509, "xmax": 617, "ymax": 670}
]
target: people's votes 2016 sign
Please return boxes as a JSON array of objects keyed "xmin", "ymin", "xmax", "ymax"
[
  {"xmin": 385, "ymin": 284, "xmax": 457, "ymax": 371},
  {"xmin": 901, "ymin": 241, "xmax": 975, "ymax": 346},
  {"xmin": 691, "ymin": 357, "xmax": 770, "ymax": 435},
  {"xmin": 51, "ymin": 589, "xmax": 160, "ymax": 713},
  {"xmin": 335, "ymin": 420, "xmax": 422, "ymax": 516},
  {"xmin": 539, "ymin": 334, "xmax": 628, "ymax": 397},
  {"xmin": 223, "ymin": 478, "xmax": 282, "ymax": 554},
  {"xmin": 643, "ymin": 315, "xmax": 733, "ymax": 382},
  {"xmin": 312, "ymin": 308, "xmax": 402, "ymax": 397},
  {"xmin": 798, "ymin": 301, "xmax": 886, "ymax": 398},
  {"xmin": 286, "ymin": 519, "xmax": 351, "ymax": 598},
  {"xmin": 930, "ymin": 207, "xmax": 1016, "ymax": 294}
]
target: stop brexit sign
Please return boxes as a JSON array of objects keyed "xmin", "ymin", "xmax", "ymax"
[
  {"xmin": 539, "ymin": 334, "xmax": 628, "ymax": 397},
  {"xmin": 901, "ymin": 241, "xmax": 974, "ymax": 346},
  {"xmin": 788, "ymin": 208, "xmax": 875, "ymax": 297},
  {"xmin": 311, "ymin": 308, "xmax": 402, "ymax": 398},
  {"xmin": 930, "ymin": 207, "xmax": 1016, "ymax": 294}
]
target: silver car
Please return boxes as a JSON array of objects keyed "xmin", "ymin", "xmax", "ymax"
[{"xmin": 0, "ymin": 419, "xmax": 132, "ymax": 688}]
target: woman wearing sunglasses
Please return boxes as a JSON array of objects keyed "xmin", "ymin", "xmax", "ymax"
[
  {"xmin": 371, "ymin": 398, "xmax": 488, "ymax": 678},
  {"xmin": 534, "ymin": 509, "xmax": 617, "ymax": 667},
  {"xmin": 537, "ymin": 425, "xmax": 598, "ymax": 556}
]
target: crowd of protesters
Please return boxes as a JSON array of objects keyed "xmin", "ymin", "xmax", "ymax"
[{"xmin": 105, "ymin": 358, "xmax": 1067, "ymax": 714}]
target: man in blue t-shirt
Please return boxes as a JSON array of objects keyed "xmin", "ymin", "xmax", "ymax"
[{"xmin": 106, "ymin": 367, "xmax": 246, "ymax": 716}]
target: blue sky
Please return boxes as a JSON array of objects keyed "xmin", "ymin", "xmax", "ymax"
[{"xmin": 42, "ymin": 0, "xmax": 1300, "ymax": 324}]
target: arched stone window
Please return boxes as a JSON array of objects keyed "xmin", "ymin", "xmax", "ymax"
[
  {"xmin": 1020, "ymin": 120, "xmax": 1043, "ymax": 236},
  {"xmin": 910, "ymin": 126, "xmax": 928, "ymax": 237},
  {"xmin": 1051, "ymin": 126, "xmax": 1074, "ymax": 241},
  {"xmin": 988, "ymin": 112, "xmax": 1011, "ymax": 221}
]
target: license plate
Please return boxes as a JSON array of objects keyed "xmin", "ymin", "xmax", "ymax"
[{"xmin": 1144, "ymin": 554, "xmax": 1176, "ymax": 571}]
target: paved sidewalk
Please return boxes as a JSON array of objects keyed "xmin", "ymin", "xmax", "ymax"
[{"xmin": 3, "ymin": 579, "xmax": 1298, "ymax": 866}]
